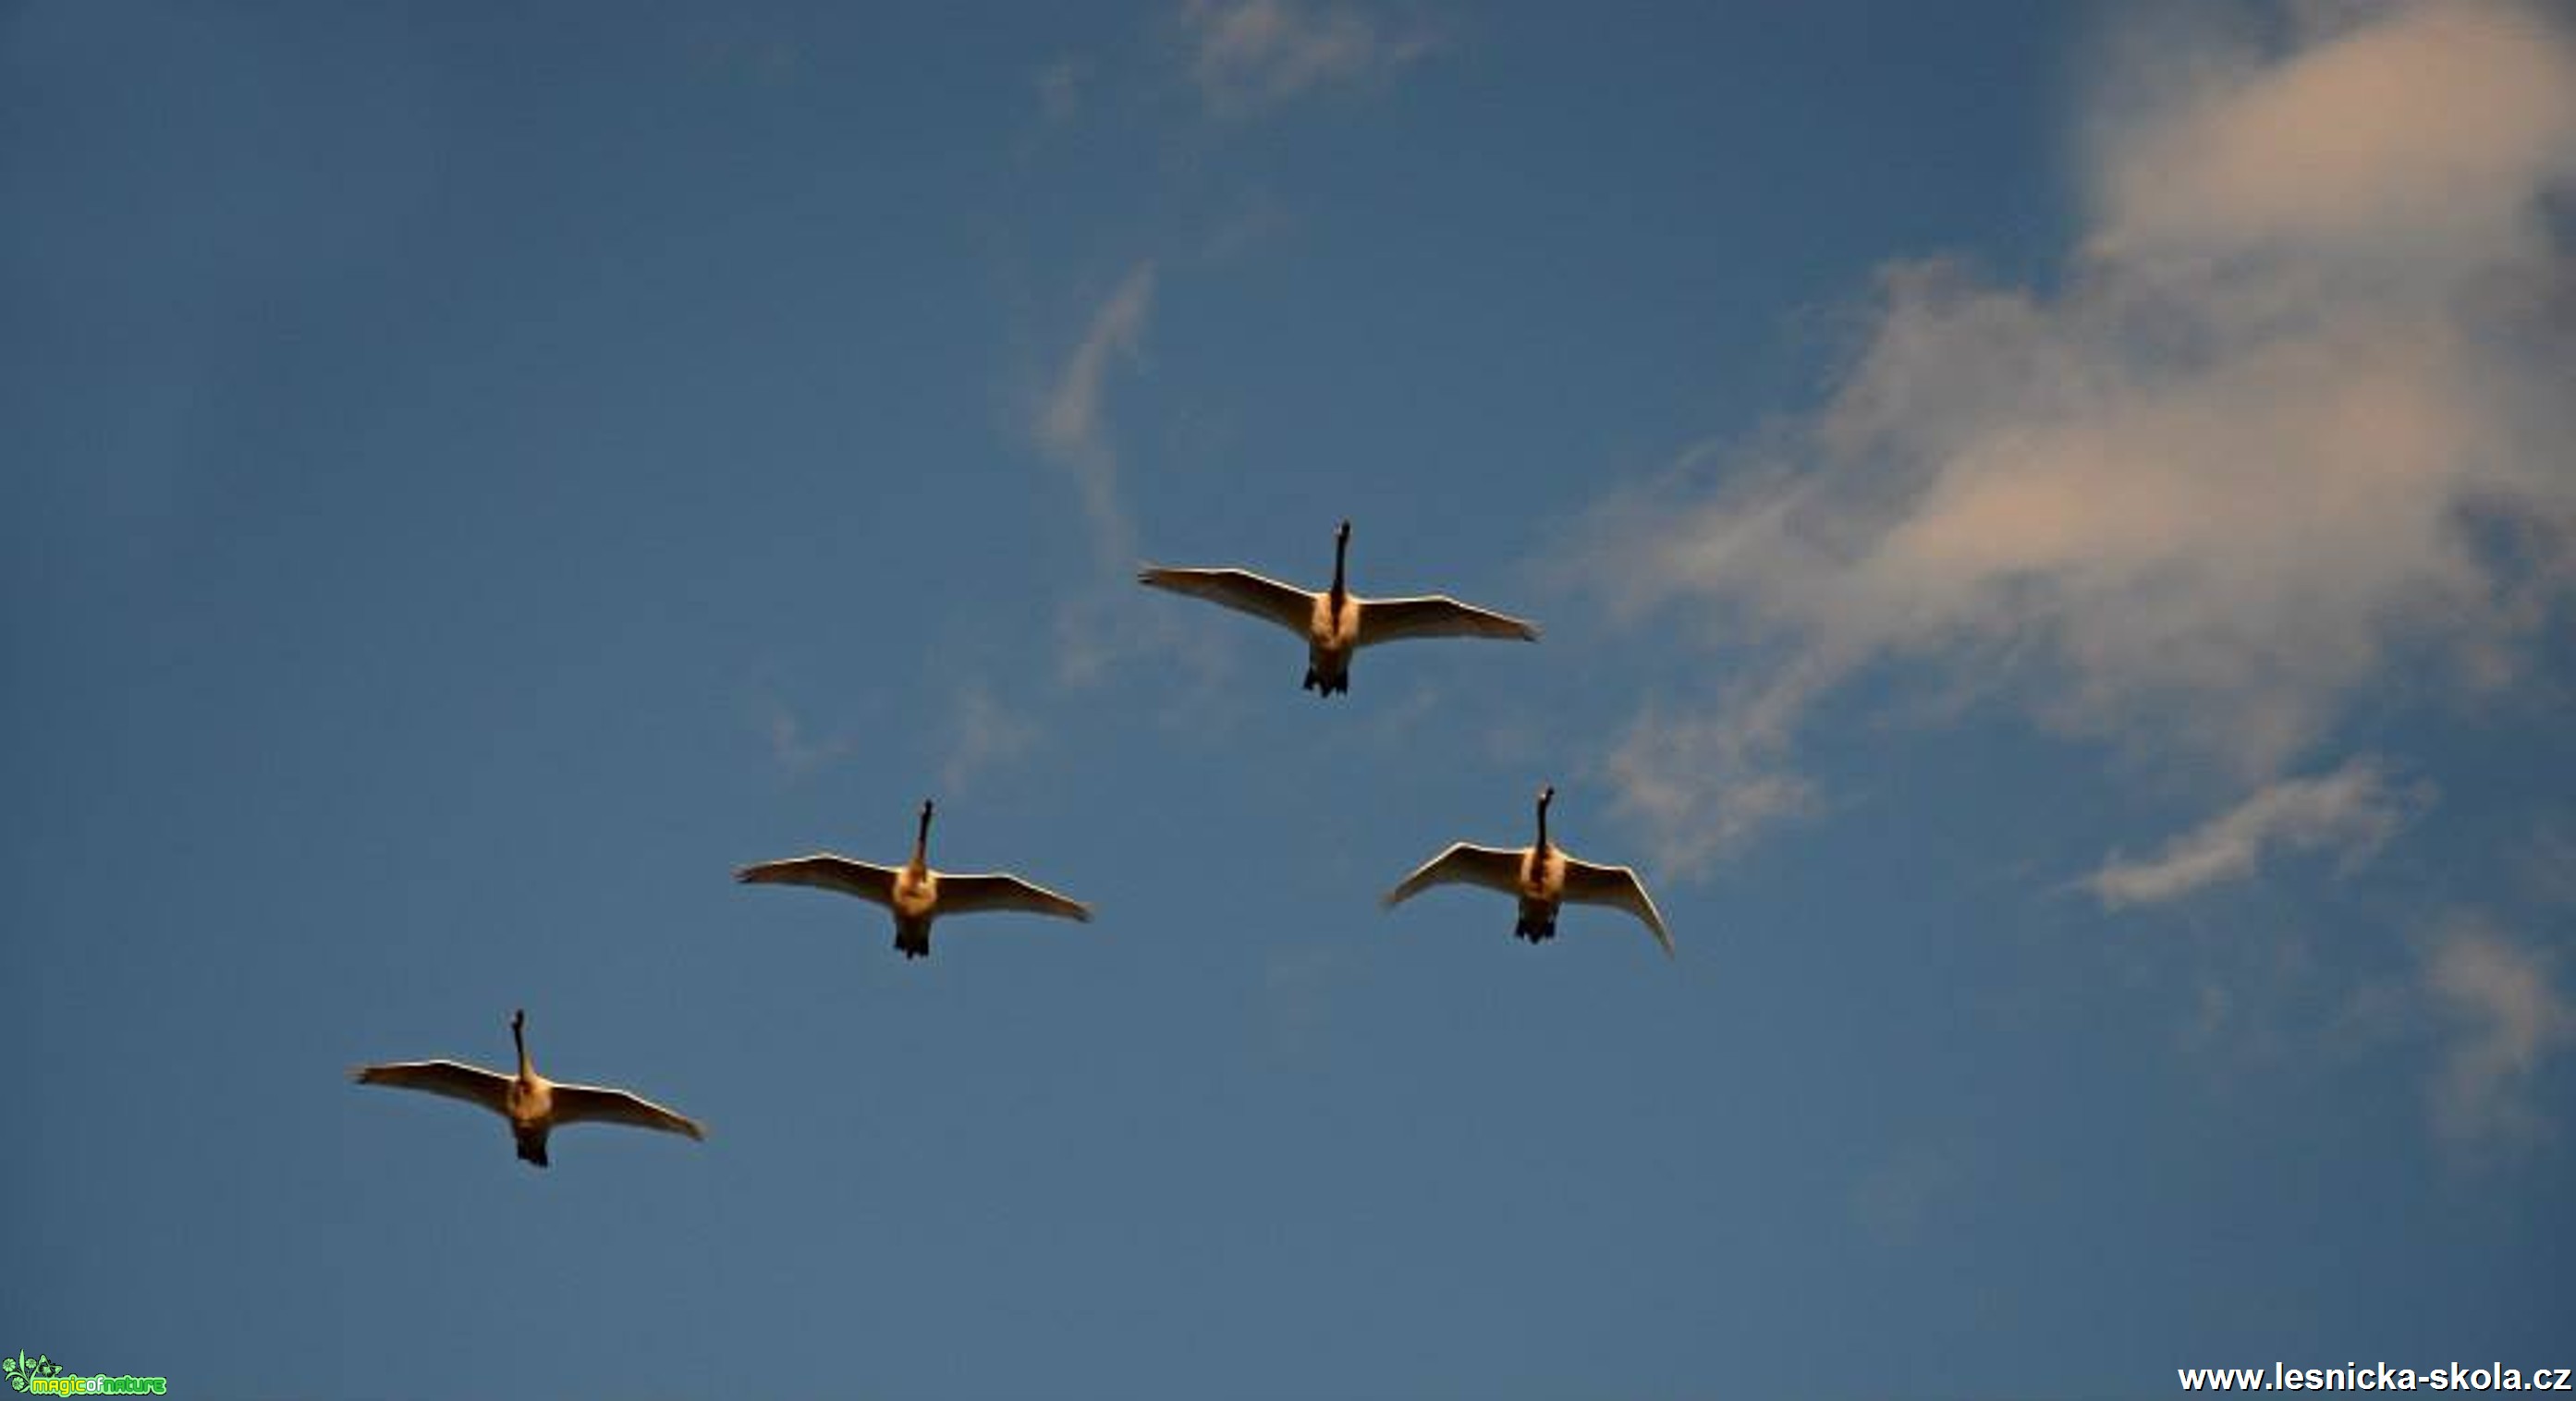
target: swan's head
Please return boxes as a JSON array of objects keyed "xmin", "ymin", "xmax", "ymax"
[
  {"xmin": 510, "ymin": 1007, "xmax": 526, "ymax": 1034},
  {"xmin": 920, "ymin": 798, "xmax": 935, "ymax": 822},
  {"xmin": 1336, "ymin": 518, "xmax": 1351, "ymax": 544},
  {"xmin": 1538, "ymin": 784, "xmax": 1556, "ymax": 810}
]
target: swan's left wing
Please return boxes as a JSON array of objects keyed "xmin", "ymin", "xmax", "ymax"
[
  {"xmin": 936, "ymin": 872, "xmax": 1093, "ymax": 922},
  {"xmin": 1560, "ymin": 858, "xmax": 1675, "ymax": 957},
  {"xmin": 1355, "ymin": 595, "xmax": 1540, "ymax": 647},
  {"xmin": 550, "ymin": 1082, "xmax": 706, "ymax": 1140}
]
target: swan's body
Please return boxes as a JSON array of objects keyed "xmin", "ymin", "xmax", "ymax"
[
  {"xmin": 1384, "ymin": 786, "xmax": 1674, "ymax": 956},
  {"xmin": 1139, "ymin": 519, "xmax": 1537, "ymax": 697},
  {"xmin": 736, "ymin": 799, "xmax": 1092, "ymax": 959},
  {"xmin": 351, "ymin": 1009, "xmax": 704, "ymax": 1167}
]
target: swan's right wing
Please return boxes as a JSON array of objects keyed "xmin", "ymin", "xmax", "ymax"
[
  {"xmin": 935, "ymin": 872, "xmax": 1093, "ymax": 922},
  {"xmin": 351, "ymin": 1060, "xmax": 514, "ymax": 1116},
  {"xmin": 1354, "ymin": 595, "xmax": 1540, "ymax": 647},
  {"xmin": 1560, "ymin": 858, "xmax": 1676, "ymax": 958},
  {"xmin": 734, "ymin": 854, "xmax": 899, "ymax": 908},
  {"xmin": 1136, "ymin": 566, "xmax": 1314, "ymax": 637},
  {"xmin": 551, "ymin": 1082, "xmax": 707, "ymax": 1141},
  {"xmin": 1381, "ymin": 844, "xmax": 1527, "ymax": 908}
]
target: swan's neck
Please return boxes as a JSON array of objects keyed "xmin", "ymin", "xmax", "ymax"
[
  {"xmin": 513, "ymin": 1021, "xmax": 531, "ymax": 1082},
  {"xmin": 911, "ymin": 810, "xmax": 933, "ymax": 875},
  {"xmin": 1327, "ymin": 533, "xmax": 1349, "ymax": 613},
  {"xmin": 1535, "ymin": 798, "xmax": 1551, "ymax": 856}
]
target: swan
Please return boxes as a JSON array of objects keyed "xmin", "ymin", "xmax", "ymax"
[
  {"xmin": 351, "ymin": 1009, "xmax": 704, "ymax": 1167},
  {"xmin": 1138, "ymin": 519, "xmax": 1538, "ymax": 697},
  {"xmin": 1383, "ymin": 786, "xmax": 1674, "ymax": 956},
  {"xmin": 736, "ymin": 798, "xmax": 1093, "ymax": 959}
]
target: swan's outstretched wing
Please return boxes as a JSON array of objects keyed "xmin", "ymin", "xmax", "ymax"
[
  {"xmin": 1560, "ymin": 857, "xmax": 1676, "ymax": 957},
  {"xmin": 1355, "ymin": 595, "xmax": 1540, "ymax": 648},
  {"xmin": 734, "ymin": 854, "xmax": 900, "ymax": 908},
  {"xmin": 1382, "ymin": 844, "xmax": 1528, "ymax": 908},
  {"xmin": 351, "ymin": 1060, "xmax": 514, "ymax": 1116},
  {"xmin": 935, "ymin": 872, "xmax": 1093, "ymax": 922},
  {"xmin": 1137, "ymin": 566, "xmax": 1315, "ymax": 637},
  {"xmin": 550, "ymin": 1082, "xmax": 706, "ymax": 1140}
]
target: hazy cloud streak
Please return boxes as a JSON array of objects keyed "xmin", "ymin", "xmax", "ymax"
[
  {"xmin": 1182, "ymin": 0, "xmax": 1433, "ymax": 116},
  {"xmin": 940, "ymin": 684, "xmax": 1037, "ymax": 794},
  {"xmin": 2088, "ymin": 758, "xmax": 2419, "ymax": 908},
  {"xmin": 1037, "ymin": 262, "xmax": 1157, "ymax": 572},
  {"xmin": 2423, "ymin": 916, "xmax": 2574, "ymax": 1147}
]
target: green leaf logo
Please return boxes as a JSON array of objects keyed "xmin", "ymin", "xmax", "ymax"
[{"xmin": 3, "ymin": 1353, "xmax": 63, "ymax": 1391}]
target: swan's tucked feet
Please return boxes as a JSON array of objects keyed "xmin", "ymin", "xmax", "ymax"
[{"xmin": 1302, "ymin": 667, "xmax": 1318, "ymax": 692}]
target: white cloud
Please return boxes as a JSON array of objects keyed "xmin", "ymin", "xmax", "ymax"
[
  {"xmin": 1036, "ymin": 57, "xmax": 1086, "ymax": 125},
  {"xmin": 2087, "ymin": 758, "xmax": 2421, "ymax": 908},
  {"xmin": 939, "ymin": 684, "xmax": 1038, "ymax": 795},
  {"xmin": 1036, "ymin": 262, "xmax": 1157, "ymax": 571},
  {"xmin": 1850, "ymin": 1140, "xmax": 1966, "ymax": 1248},
  {"xmin": 1031, "ymin": 263, "xmax": 1185, "ymax": 690},
  {"xmin": 760, "ymin": 701, "xmax": 851, "ymax": 779},
  {"xmin": 1181, "ymin": 0, "xmax": 1433, "ymax": 116},
  {"xmin": 1260, "ymin": 944, "xmax": 1352, "ymax": 1063},
  {"xmin": 1599, "ymin": 668, "xmax": 1825, "ymax": 876},
  {"xmin": 2423, "ymin": 916, "xmax": 2574, "ymax": 1147},
  {"xmin": 1578, "ymin": 0, "xmax": 2576, "ymax": 869}
]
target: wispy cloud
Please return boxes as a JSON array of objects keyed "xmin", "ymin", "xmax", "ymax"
[
  {"xmin": 1030, "ymin": 262, "xmax": 1251, "ymax": 711},
  {"xmin": 1181, "ymin": 0, "xmax": 1435, "ymax": 116},
  {"xmin": 756, "ymin": 698, "xmax": 853, "ymax": 780},
  {"xmin": 2423, "ymin": 915, "xmax": 2574, "ymax": 1148},
  {"xmin": 939, "ymin": 684, "xmax": 1037, "ymax": 794},
  {"xmin": 2087, "ymin": 758, "xmax": 2423, "ymax": 908},
  {"xmin": 1260, "ymin": 944, "xmax": 1357, "ymax": 1064},
  {"xmin": 1036, "ymin": 262, "xmax": 1157, "ymax": 573},
  {"xmin": 1035, "ymin": 56, "xmax": 1087, "ymax": 125},
  {"xmin": 1599, "ymin": 669, "xmax": 1825, "ymax": 876},
  {"xmin": 1850, "ymin": 1139, "xmax": 1967, "ymax": 1248},
  {"xmin": 1573, "ymin": 1, "xmax": 2576, "ymax": 868}
]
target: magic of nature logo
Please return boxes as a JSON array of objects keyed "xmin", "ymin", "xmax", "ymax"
[{"xmin": 3, "ymin": 1354, "xmax": 165, "ymax": 1395}]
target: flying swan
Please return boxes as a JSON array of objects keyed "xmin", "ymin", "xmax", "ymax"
[
  {"xmin": 736, "ymin": 798, "xmax": 1093, "ymax": 959},
  {"xmin": 1383, "ymin": 786, "xmax": 1675, "ymax": 956},
  {"xmin": 352, "ymin": 1009, "xmax": 705, "ymax": 1167},
  {"xmin": 1138, "ymin": 519, "xmax": 1538, "ymax": 696}
]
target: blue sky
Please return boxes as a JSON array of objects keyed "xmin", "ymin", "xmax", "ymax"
[{"xmin": 5, "ymin": 2, "xmax": 2572, "ymax": 1396}]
